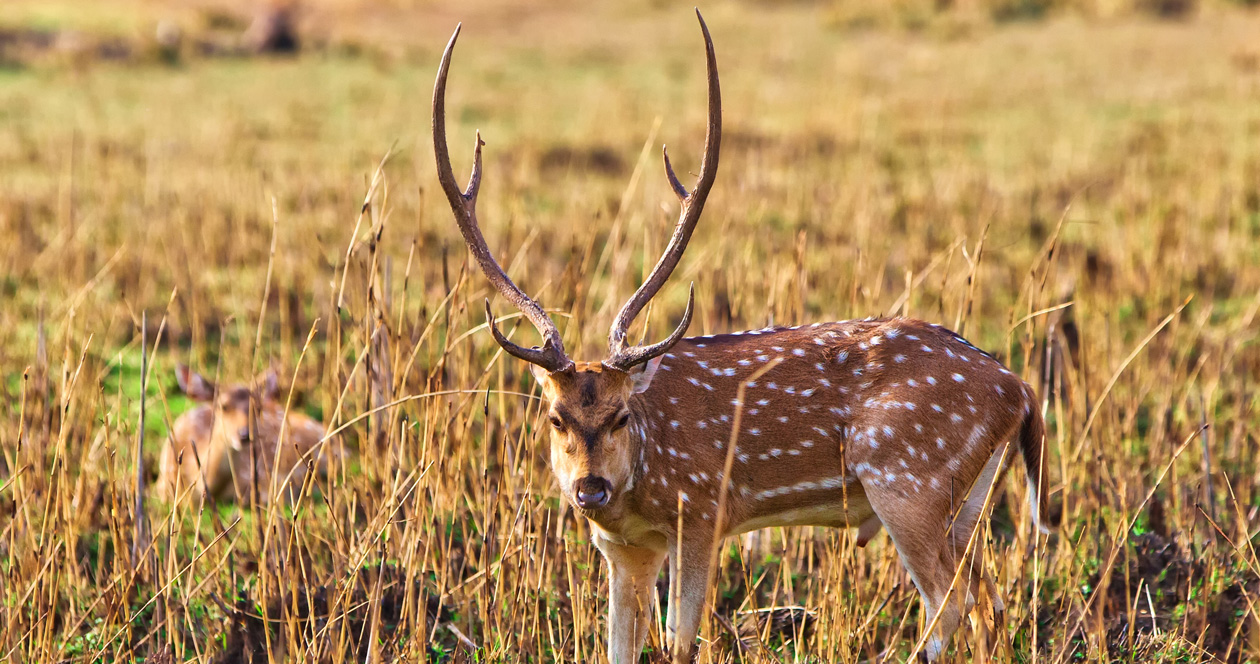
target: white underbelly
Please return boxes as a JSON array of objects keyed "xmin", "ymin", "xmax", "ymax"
[{"xmin": 729, "ymin": 495, "xmax": 874, "ymax": 536}]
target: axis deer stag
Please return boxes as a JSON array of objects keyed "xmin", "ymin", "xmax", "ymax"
[
  {"xmin": 433, "ymin": 11, "xmax": 1049, "ymax": 663},
  {"xmin": 158, "ymin": 365, "xmax": 340, "ymax": 505}
]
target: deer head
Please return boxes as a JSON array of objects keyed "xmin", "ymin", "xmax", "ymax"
[
  {"xmin": 175, "ymin": 363, "xmax": 279, "ymax": 451},
  {"xmin": 433, "ymin": 11, "xmax": 719, "ymax": 516}
]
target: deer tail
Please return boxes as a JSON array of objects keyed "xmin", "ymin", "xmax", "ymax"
[{"xmin": 1019, "ymin": 403, "xmax": 1051, "ymax": 535}]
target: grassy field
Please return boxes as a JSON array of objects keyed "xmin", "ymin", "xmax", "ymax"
[{"xmin": 3, "ymin": 0, "xmax": 1260, "ymax": 661}]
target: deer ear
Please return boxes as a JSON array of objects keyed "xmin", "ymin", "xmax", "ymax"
[
  {"xmin": 627, "ymin": 356, "xmax": 664, "ymax": 395},
  {"xmin": 260, "ymin": 368, "xmax": 279, "ymax": 400},
  {"xmin": 528, "ymin": 363, "xmax": 551, "ymax": 388},
  {"xmin": 176, "ymin": 364, "xmax": 216, "ymax": 402}
]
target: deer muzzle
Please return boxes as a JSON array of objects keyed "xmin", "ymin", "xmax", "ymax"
[{"xmin": 574, "ymin": 475, "xmax": 611, "ymax": 509}]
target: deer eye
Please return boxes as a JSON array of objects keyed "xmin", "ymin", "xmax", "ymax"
[
  {"xmin": 612, "ymin": 412, "xmax": 631, "ymax": 431},
  {"xmin": 548, "ymin": 415, "xmax": 565, "ymax": 431}
]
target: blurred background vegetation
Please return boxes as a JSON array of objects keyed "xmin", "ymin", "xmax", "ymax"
[{"xmin": 3, "ymin": 0, "xmax": 1260, "ymax": 662}]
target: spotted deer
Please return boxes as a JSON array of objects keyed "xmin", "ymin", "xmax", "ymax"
[
  {"xmin": 157, "ymin": 365, "xmax": 341, "ymax": 505},
  {"xmin": 433, "ymin": 11, "xmax": 1049, "ymax": 663}
]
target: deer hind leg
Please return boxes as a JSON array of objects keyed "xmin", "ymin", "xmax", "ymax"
[
  {"xmin": 942, "ymin": 445, "xmax": 1011, "ymax": 653},
  {"xmin": 863, "ymin": 486, "xmax": 968, "ymax": 662},
  {"xmin": 900, "ymin": 440, "xmax": 1011, "ymax": 662}
]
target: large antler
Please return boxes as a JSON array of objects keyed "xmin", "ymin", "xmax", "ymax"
[
  {"xmin": 433, "ymin": 24, "xmax": 572, "ymax": 374},
  {"xmin": 605, "ymin": 10, "xmax": 721, "ymax": 371}
]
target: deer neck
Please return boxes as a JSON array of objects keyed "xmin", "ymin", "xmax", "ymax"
[{"xmin": 624, "ymin": 396, "xmax": 653, "ymax": 490}]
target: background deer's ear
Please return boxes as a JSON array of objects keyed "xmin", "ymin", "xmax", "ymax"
[
  {"xmin": 628, "ymin": 356, "xmax": 664, "ymax": 395},
  {"xmin": 175, "ymin": 364, "xmax": 216, "ymax": 402},
  {"xmin": 260, "ymin": 367, "xmax": 279, "ymax": 400}
]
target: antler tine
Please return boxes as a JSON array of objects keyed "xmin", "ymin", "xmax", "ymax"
[
  {"xmin": 434, "ymin": 24, "xmax": 571, "ymax": 373},
  {"xmin": 607, "ymin": 284, "xmax": 696, "ymax": 370},
  {"xmin": 606, "ymin": 9, "xmax": 721, "ymax": 370}
]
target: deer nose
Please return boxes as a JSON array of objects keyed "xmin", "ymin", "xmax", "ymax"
[
  {"xmin": 574, "ymin": 476, "xmax": 610, "ymax": 509},
  {"xmin": 237, "ymin": 427, "xmax": 251, "ymax": 443}
]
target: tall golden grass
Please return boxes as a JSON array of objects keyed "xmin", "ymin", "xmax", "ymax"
[{"xmin": 2, "ymin": 2, "xmax": 1260, "ymax": 662}]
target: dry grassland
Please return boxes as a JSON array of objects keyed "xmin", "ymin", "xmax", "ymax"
[{"xmin": 2, "ymin": 1, "xmax": 1260, "ymax": 661}]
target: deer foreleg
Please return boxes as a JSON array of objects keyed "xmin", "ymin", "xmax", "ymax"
[
  {"xmin": 665, "ymin": 538, "xmax": 711, "ymax": 664},
  {"xmin": 596, "ymin": 534, "xmax": 667, "ymax": 664}
]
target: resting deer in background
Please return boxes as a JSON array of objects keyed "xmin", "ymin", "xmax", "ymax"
[
  {"xmin": 433, "ymin": 11, "xmax": 1049, "ymax": 663},
  {"xmin": 158, "ymin": 365, "xmax": 341, "ymax": 506}
]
